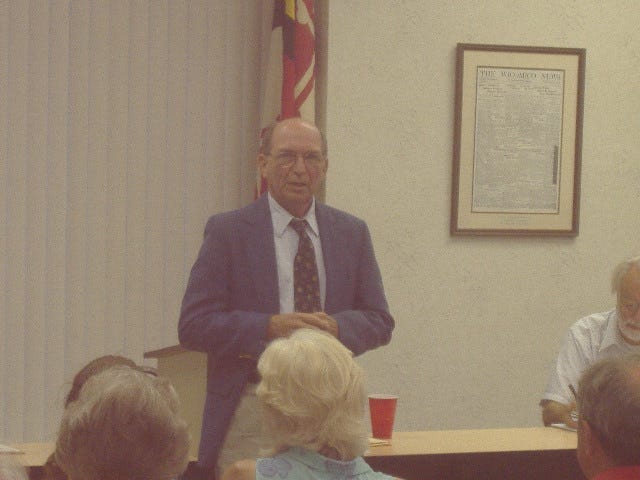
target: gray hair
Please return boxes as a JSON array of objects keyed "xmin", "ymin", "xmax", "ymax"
[
  {"xmin": 56, "ymin": 366, "xmax": 190, "ymax": 480},
  {"xmin": 577, "ymin": 353, "xmax": 640, "ymax": 465},
  {"xmin": 611, "ymin": 255, "xmax": 640, "ymax": 294}
]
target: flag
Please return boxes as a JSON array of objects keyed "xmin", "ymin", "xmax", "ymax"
[{"xmin": 257, "ymin": 0, "xmax": 316, "ymax": 196}]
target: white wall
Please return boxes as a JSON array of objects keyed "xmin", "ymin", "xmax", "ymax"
[
  {"xmin": 326, "ymin": 1, "xmax": 640, "ymax": 430},
  {"xmin": 3, "ymin": 0, "xmax": 639, "ymax": 444}
]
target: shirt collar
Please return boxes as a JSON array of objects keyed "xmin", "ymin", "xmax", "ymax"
[
  {"xmin": 267, "ymin": 193, "xmax": 319, "ymax": 238},
  {"xmin": 285, "ymin": 447, "xmax": 371, "ymax": 476}
]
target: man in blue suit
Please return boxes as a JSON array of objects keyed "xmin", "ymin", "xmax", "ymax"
[{"xmin": 178, "ymin": 117, "xmax": 394, "ymax": 479}]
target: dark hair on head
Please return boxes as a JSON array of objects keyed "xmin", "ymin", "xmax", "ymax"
[
  {"xmin": 577, "ymin": 353, "xmax": 640, "ymax": 465},
  {"xmin": 260, "ymin": 118, "xmax": 327, "ymax": 157},
  {"xmin": 65, "ymin": 355, "xmax": 156, "ymax": 406}
]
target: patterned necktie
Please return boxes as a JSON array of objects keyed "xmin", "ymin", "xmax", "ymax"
[{"xmin": 290, "ymin": 219, "xmax": 321, "ymax": 313}]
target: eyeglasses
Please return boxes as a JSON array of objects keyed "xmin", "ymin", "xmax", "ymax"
[{"xmin": 268, "ymin": 150, "xmax": 325, "ymax": 167}]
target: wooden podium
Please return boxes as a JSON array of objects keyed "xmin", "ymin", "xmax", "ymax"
[{"xmin": 144, "ymin": 345, "xmax": 207, "ymax": 458}]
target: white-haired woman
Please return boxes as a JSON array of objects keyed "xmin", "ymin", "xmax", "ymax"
[
  {"xmin": 222, "ymin": 329, "xmax": 400, "ymax": 480},
  {"xmin": 55, "ymin": 365, "xmax": 190, "ymax": 480}
]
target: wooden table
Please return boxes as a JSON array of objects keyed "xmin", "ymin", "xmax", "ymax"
[
  {"xmin": 0, "ymin": 442, "xmax": 52, "ymax": 480},
  {"xmin": 364, "ymin": 428, "xmax": 585, "ymax": 480},
  {"xmin": 5, "ymin": 428, "xmax": 584, "ymax": 480},
  {"xmin": 2, "ymin": 442, "xmax": 53, "ymax": 468},
  {"xmin": 3, "ymin": 442, "xmax": 200, "ymax": 480}
]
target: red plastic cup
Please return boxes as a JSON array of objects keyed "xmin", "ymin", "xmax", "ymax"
[{"xmin": 368, "ymin": 394, "xmax": 398, "ymax": 440}]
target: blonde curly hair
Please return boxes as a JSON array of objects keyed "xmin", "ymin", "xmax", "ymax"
[{"xmin": 257, "ymin": 329, "xmax": 368, "ymax": 460}]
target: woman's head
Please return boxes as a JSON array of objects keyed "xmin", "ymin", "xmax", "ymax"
[
  {"xmin": 257, "ymin": 329, "xmax": 368, "ymax": 459},
  {"xmin": 55, "ymin": 366, "xmax": 190, "ymax": 480}
]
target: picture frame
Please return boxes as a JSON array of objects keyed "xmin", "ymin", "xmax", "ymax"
[{"xmin": 451, "ymin": 43, "xmax": 586, "ymax": 236}]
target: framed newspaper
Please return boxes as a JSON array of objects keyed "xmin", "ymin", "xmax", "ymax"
[{"xmin": 451, "ymin": 44, "xmax": 586, "ymax": 236}]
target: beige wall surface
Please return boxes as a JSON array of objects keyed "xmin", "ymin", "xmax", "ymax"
[
  {"xmin": 326, "ymin": 1, "xmax": 640, "ymax": 430},
  {"xmin": 2, "ymin": 0, "xmax": 639, "ymax": 444}
]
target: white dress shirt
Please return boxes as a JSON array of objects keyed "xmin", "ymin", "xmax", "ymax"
[
  {"xmin": 542, "ymin": 308, "xmax": 640, "ymax": 405},
  {"xmin": 267, "ymin": 193, "xmax": 326, "ymax": 313}
]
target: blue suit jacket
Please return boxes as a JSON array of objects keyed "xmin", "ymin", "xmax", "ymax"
[{"xmin": 178, "ymin": 195, "xmax": 394, "ymax": 468}]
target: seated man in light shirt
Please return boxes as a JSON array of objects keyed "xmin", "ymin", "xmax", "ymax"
[{"xmin": 540, "ymin": 255, "xmax": 640, "ymax": 428}]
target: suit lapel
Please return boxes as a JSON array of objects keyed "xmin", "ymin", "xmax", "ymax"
[
  {"xmin": 316, "ymin": 203, "xmax": 341, "ymax": 312},
  {"xmin": 243, "ymin": 196, "xmax": 280, "ymax": 311}
]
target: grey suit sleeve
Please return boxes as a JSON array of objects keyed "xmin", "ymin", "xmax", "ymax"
[{"xmin": 177, "ymin": 215, "xmax": 271, "ymax": 361}]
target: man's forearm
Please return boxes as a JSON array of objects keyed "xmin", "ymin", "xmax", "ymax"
[{"xmin": 541, "ymin": 399, "xmax": 577, "ymax": 428}]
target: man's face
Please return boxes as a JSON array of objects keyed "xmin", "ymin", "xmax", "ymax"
[
  {"xmin": 617, "ymin": 266, "xmax": 640, "ymax": 345},
  {"xmin": 258, "ymin": 118, "xmax": 327, "ymax": 218}
]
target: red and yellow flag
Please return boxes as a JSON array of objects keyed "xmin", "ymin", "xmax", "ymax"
[{"xmin": 257, "ymin": 0, "xmax": 316, "ymax": 196}]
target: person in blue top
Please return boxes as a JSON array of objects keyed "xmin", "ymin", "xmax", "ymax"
[{"xmin": 221, "ymin": 328, "xmax": 401, "ymax": 480}]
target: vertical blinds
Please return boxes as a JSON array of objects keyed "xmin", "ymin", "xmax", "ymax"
[{"xmin": 0, "ymin": 0, "xmax": 271, "ymax": 443}]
